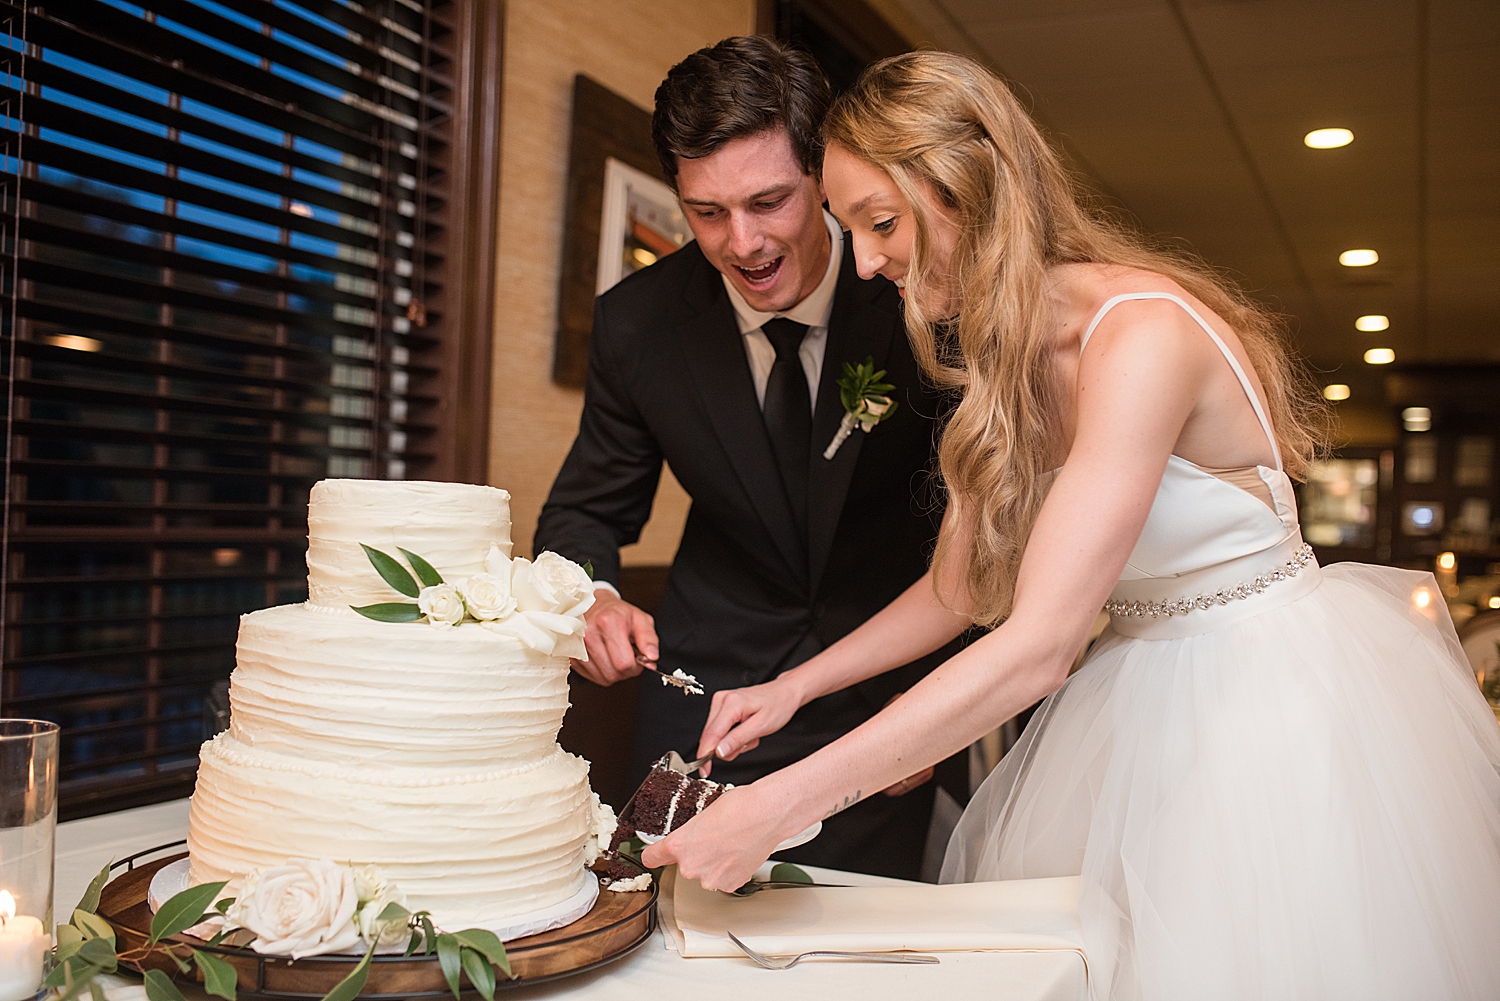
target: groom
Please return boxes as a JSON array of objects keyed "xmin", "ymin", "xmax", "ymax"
[{"xmin": 535, "ymin": 36, "xmax": 954, "ymax": 879}]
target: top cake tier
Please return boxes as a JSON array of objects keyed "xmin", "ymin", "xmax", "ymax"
[{"xmin": 306, "ymin": 479, "xmax": 513, "ymax": 609}]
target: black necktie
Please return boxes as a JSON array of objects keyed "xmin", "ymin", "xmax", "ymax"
[{"xmin": 760, "ymin": 318, "xmax": 812, "ymax": 538}]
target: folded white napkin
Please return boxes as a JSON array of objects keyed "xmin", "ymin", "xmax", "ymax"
[{"xmin": 662, "ymin": 863, "xmax": 1084, "ymax": 959}]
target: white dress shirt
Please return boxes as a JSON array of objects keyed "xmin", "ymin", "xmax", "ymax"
[{"xmin": 721, "ymin": 209, "xmax": 842, "ymax": 414}]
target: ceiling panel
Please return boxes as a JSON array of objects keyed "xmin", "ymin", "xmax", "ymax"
[{"xmin": 884, "ymin": 0, "xmax": 1500, "ymax": 373}]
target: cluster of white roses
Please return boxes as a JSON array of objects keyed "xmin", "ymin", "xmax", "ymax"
[
  {"xmin": 414, "ymin": 546, "xmax": 596, "ymax": 658},
  {"xmin": 223, "ymin": 858, "xmax": 408, "ymax": 960}
]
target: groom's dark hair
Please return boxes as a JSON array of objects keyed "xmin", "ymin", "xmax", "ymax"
[{"xmin": 652, "ymin": 36, "xmax": 831, "ymax": 189}]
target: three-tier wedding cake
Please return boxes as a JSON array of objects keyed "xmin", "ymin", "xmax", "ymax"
[{"xmin": 187, "ymin": 479, "xmax": 610, "ymax": 930}]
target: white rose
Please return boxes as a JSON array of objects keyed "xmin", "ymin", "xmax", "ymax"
[
  {"xmin": 857, "ymin": 396, "xmax": 893, "ymax": 432},
  {"xmin": 417, "ymin": 582, "xmax": 467, "ymax": 627},
  {"xmin": 483, "ymin": 543, "xmax": 512, "ymax": 578},
  {"xmin": 351, "ymin": 863, "xmax": 396, "ymax": 905},
  {"xmin": 225, "ymin": 857, "xmax": 361, "ymax": 959},
  {"xmin": 351, "ymin": 865, "xmax": 408, "ymax": 947},
  {"xmin": 511, "ymin": 552, "xmax": 596, "ymax": 617},
  {"xmin": 457, "ymin": 572, "xmax": 515, "ymax": 621}
]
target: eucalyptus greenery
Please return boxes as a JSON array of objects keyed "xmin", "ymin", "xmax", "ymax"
[
  {"xmin": 350, "ymin": 544, "xmax": 441, "ymax": 622},
  {"xmin": 49, "ymin": 865, "xmax": 513, "ymax": 1001}
]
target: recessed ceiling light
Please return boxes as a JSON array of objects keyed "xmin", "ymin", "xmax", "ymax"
[
  {"xmin": 1402, "ymin": 406, "xmax": 1431, "ymax": 431},
  {"xmin": 1355, "ymin": 314, "xmax": 1389, "ymax": 332},
  {"xmin": 1322, "ymin": 383, "xmax": 1351, "ymax": 401},
  {"xmin": 1305, "ymin": 128, "xmax": 1354, "ymax": 149},
  {"xmin": 1364, "ymin": 347, "xmax": 1395, "ymax": 365},
  {"xmin": 1340, "ymin": 249, "xmax": 1379, "ymax": 267}
]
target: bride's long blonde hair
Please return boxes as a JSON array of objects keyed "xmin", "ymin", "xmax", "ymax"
[{"xmin": 823, "ymin": 52, "xmax": 1328, "ymax": 626}]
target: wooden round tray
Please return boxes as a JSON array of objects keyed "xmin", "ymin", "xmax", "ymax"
[{"xmin": 97, "ymin": 852, "xmax": 657, "ymax": 997}]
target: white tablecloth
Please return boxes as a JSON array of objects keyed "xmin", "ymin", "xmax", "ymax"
[{"xmin": 56, "ymin": 800, "xmax": 1088, "ymax": 1001}]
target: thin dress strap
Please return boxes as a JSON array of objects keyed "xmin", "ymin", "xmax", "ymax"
[{"xmin": 1079, "ymin": 292, "xmax": 1283, "ymax": 471}]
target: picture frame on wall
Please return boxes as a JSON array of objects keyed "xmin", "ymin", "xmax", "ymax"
[
  {"xmin": 554, "ymin": 75, "xmax": 675, "ymax": 387},
  {"xmin": 595, "ymin": 157, "xmax": 692, "ymax": 296}
]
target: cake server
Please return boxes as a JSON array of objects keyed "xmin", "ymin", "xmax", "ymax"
[{"xmin": 729, "ymin": 880, "xmax": 851, "ymax": 896}]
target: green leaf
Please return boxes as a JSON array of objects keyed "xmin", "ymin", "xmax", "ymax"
[
  {"xmin": 75, "ymin": 936, "xmax": 118, "ymax": 973},
  {"xmin": 318, "ymin": 940, "xmax": 375, "ymax": 1001},
  {"xmin": 213, "ymin": 897, "xmax": 235, "ymax": 915},
  {"xmin": 149, "ymin": 881, "xmax": 226, "ymax": 945},
  {"xmin": 56, "ymin": 923, "xmax": 84, "ymax": 948},
  {"xmin": 143, "ymin": 969, "xmax": 189, "ymax": 1001},
  {"xmin": 362, "ymin": 543, "xmax": 420, "ymax": 597},
  {"xmin": 452, "ymin": 929, "xmax": 511, "ymax": 980},
  {"xmin": 377, "ymin": 901, "xmax": 411, "ymax": 924},
  {"xmin": 350, "ymin": 602, "xmax": 424, "ymax": 622},
  {"xmin": 769, "ymin": 862, "xmax": 813, "ymax": 884},
  {"xmin": 73, "ymin": 908, "xmax": 115, "ymax": 943},
  {"xmin": 460, "ymin": 946, "xmax": 497, "ymax": 1001},
  {"xmin": 89, "ymin": 979, "xmax": 106, "ymax": 1001},
  {"xmin": 404, "ymin": 927, "xmax": 423, "ymax": 957},
  {"xmin": 419, "ymin": 913, "xmax": 438, "ymax": 956},
  {"xmin": 44, "ymin": 958, "xmax": 75, "ymax": 988},
  {"xmin": 581, "ymin": 560, "xmax": 594, "ymax": 580},
  {"xmin": 193, "ymin": 948, "xmax": 238, "ymax": 1000},
  {"xmin": 76, "ymin": 861, "xmax": 112, "ymax": 914},
  {"xmin": 436, "ymin": 933, "xmax": 463, "ymax": 1000},
  {"xmin": 54, "ymin": 940, "xmax": 85, "ymax": 965},
  {"xmin": 397, "ymin": 548, "xmax": 444, "ymax": 587}
]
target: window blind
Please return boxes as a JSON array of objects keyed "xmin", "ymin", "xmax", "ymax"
[{"xmin": 0, "ymin": 0, "xmax": 463, "ymax": 816}]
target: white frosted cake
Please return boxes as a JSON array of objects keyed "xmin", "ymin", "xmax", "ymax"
[{"xmin": 188, "ymin": 479, "xmax": 606, "ymax": 929}]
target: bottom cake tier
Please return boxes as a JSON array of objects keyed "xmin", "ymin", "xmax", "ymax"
[{"xmin": 188, "ymin": 733, "xmax": 595, "ymax": 928}]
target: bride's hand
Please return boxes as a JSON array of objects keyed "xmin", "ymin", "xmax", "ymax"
[
  {"xmin": 638, "ymin": 785, "xmax": 794, "ymax": 892},
  {"xmin": 696, "ymin": 675, "xmax": 804, "ymax": 775}
]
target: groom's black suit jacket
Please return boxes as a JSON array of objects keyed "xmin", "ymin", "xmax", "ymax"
[{"xmin": 536, "ymin": 235, "xmax": 954, "ymax": 878}]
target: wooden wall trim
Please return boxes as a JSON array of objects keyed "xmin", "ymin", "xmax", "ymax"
[
  {"xmin": 432, "ymin": 0, "xmax": 504, "ymax": 483},
  {"xmin": 552, "ymin": 76, "xmax": 666, "ymax": 388}
]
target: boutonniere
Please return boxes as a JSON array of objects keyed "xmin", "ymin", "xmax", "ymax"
[{"xmin": 822, "ymin": 357, "xmax": 898, "ymax": 460}]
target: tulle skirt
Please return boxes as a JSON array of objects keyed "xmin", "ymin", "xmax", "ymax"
[{"xmin": 941, "ymin": 564, "xmax": 1500, "ymax": 1001}]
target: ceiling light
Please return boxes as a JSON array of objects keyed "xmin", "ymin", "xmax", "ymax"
[
  {"xmin": 1437, "ymin": 551, "xmax": 1456, "ymax": 572},
  {"xmin": 1355, "ymin": 314, "xmax": 1389, "ymax": 332},
  {"xmin": 1340, "ymin": 249, "xmax": 1379, "ymax": 267},
  {"xmin": 1364, "ymin": 347, "xmax": 1395, "ymax": 365},
  {"xmin": 1322, "ymin": 384, "xmax": 1351, "ymax": 401},
  {"xmin": 1402, "ymin": 406, "xmax": 1431, "ymax": 431},
  {"xmin": 1304, "ymin": 128, "xmax": 1353, "ymax": 149}
]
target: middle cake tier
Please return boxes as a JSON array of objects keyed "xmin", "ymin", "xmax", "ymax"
[{"xmin": 230, "ymin": 603, "xmax": 571, "ymax": 765}]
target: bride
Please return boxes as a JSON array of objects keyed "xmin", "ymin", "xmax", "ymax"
[{"xmin": 639, "ymin": 51, "xmax": 1500, "ymax": 999}]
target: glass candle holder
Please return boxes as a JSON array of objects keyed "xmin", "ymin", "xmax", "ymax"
[{"xmin": 0, "ymin": 720, "xmax": 58, "ymax": 1001}]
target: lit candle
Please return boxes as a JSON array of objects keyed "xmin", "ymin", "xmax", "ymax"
[{"xmin": 0, "ymin": 890, "xmax": 46, "ymax": 1001}]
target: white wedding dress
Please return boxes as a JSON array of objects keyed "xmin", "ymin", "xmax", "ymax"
[{"xmin": 941, "ymin": 293, "xmax": 1500, "ymax": 1000}]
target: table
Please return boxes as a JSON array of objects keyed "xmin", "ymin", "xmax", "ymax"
[{"xmin": 56, "ymin": 800, "xmax": 1087, "ymax": 1001}]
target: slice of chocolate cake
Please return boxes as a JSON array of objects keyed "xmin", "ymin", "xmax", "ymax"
[
  {"xmin": 597, "ymin": 750, "xmax": 738, "ymax": 894},
  {"xmin": 626, "ymin": 754, "xmax": 730, "ymax": 838}
]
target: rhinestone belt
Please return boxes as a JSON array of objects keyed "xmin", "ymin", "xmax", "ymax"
[{"xmin": 1104, "ymin": 543, "xmax": 1316, "ymax": 619}]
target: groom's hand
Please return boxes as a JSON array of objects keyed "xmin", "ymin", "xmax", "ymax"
[{"xmin": 571, "ymin": 590, "xmax": 657, "ymax": 687}]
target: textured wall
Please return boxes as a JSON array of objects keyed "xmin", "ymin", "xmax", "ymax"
[{"xmin": 489, "ymin": 0, "xmax": 756, "ymax": 562}]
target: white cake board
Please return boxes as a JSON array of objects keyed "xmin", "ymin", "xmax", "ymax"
[{"xmin": 148, "ymin": 858, "xmax": 600, "ymax": 948}]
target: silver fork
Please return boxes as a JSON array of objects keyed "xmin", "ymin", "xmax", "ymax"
[{"xmin": 727, "ymin": 931, "xmax": 940, "ymax": 969}]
